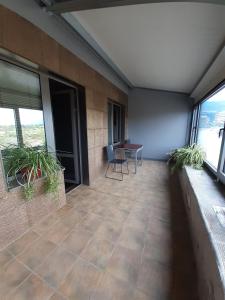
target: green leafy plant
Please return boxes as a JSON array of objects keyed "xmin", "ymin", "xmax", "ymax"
[
  {"xmin": 168, "ymin": 144, "xmax": 206, "ymax": 172},
  {"xmin": 2, "ymin": 145, "xmax": 61, "ymax": 200}
]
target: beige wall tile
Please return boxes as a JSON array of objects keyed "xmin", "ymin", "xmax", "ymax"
[
  {"xmin": 94, "ymin": 129, "xmax": 104, "ymax": 147},
  {"xmin": 87, "ymin": 129, "xmax": 95, "ymax": 148},
  {"xmin": 103, "ymin": 129, "xmax": 108, "ymax": 146},
  {"xmin": 59, "ymin": 46, "xmax": 80, "ymax": 84},
  {"xmin": 95, "ymin": 111, "xmax": 104, "ymax": 129},
  {"xmin": 2, "ymin": 7, "xmax": 43, "ymax": 65},
  {"xmin": 103, "ymin": 112, "xmax": 108, "ymax": 129},
  {"xmin": 41, "ymin": 32, "xmax": 60, "ymax": 74},
  {"xmin": 86, "ymin": 88, "xmax": 94, "ymax": 109}
]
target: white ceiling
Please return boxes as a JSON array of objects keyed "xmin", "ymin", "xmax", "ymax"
[{"xmin": 71, "ymin": 2, "xmax": 225, "ymax": 94}]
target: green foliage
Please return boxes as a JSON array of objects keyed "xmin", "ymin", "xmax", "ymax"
[
  {"xmin": 168, "ymin": 144, "xmax": 206, "ymax": 172},
  {"xmin": 24, "ymin": 184, "xmax": 34, "ymax": 201},
  {"xmin": 2, "ymin": 145, "xmax": 61, "ymax": 200},
  {"xmin": 44, "ymin": 173, "xmax": 59, "ymax": 195}
]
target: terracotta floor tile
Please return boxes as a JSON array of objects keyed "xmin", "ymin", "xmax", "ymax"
[
  {"xmin": 91, "ymin": 272, "xmax": 133, "ymax": 300},
  {"xmin": 0, "ymin": 250, "xmax": 13, "ymax": 267},
  {"xmin": 118, "ymin": 227, "xmax": 145, "ymax": 252},
  {"xmin": 44, "ymin": 221, "xmax": 72, "ymax": 244},
  {"xmin": 137, "ymin": 257, "xmax": 171, "ymax": 297},
  {"xmin": 1, "ymin": 161, "xmax": 198, "ymax": 300},
  {"xmin": 17, "ymin": 237, "xmax": 56, "ymax": 270},
  {"xmin": 36, "ymin": 246, "xmax": 77, "ymax": 289},
  {"xmin": 58, "ymin": 257, "xmax": 102, "ymax": 299},
  {"xmin": 77, "ymin": 213, "xmax": 103, "ymax": 233},
  {"xmin": 81, "ymin": 237, "xmax": 114, "ymax": 269},
  {"xmin": 61, "ymin": 229, "xmax": 92, "ymax": 255},
  {"xmin": 0, "ymin": 259, "xmax": 30, "ymax": 298},
  {"xmin": 7, "ymin": 231, "xmax": 40, "ymax": 256},
  {"xmin": 8, "ymin": 274, "xmax": 54, "ymax": 300},
  {"xmin": 61, "ymin": 210, "xmax": 87, "ymax": 229},
  {"xmin": 50, "ymin": 292, "xmax": 67, "ymax": 300},
  {"xmin": 106, "ymin": 246, "xmax": 140, "ymax": 286},
  {"xmin": 32, "ymin": 214, "xmax": 59, "ymax": 235},
  {"xmin": 94, "ymin": 219, "xmax": 123, "ymax": 243}
]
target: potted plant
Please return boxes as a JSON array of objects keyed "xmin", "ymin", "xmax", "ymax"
[
  {"xmin": 2, "ymin": 145, "xmax": 62, "ymax": 200},
  {"xmin": 168, "ymin": 144, "xmax": 206, "ymax": 172}
]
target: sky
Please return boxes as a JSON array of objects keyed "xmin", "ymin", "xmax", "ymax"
[{"xmin": 0, "ymin": 108, "xmax": 44, "ymax": 126}]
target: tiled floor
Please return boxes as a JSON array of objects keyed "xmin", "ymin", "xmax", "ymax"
[{"xmin": 0, "ymin": 161, "xmax": 198, "ymax": 299}]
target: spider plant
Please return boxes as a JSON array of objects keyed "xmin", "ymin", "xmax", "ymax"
[
  {"xmin": 2, "ymin": 145, "xmax": 61, "ymax": 200},
  {"xmin": 168, "ymin": 144, "xmax": 206, "ymax": 172}
]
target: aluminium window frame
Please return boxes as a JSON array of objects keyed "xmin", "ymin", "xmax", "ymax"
[
  {"xmin": 191, "ymin": 79, "xmax": 225, "ymax": 183},
  {"xmin": 108, "ymin": 99, "xmax": 125, "ymax": 146}
]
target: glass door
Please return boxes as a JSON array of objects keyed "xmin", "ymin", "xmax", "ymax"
[{"xmin": 49, "ymin": 79, "xmax": 81, "ymax": 192}]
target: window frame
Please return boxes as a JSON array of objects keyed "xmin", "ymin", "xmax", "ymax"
[
  {"xmin": 108, "ymin": 99, "xmax": 125, "ymax": 146},
  {"xmin": 191, "ymin": 80, "xmax": 225, "ymax": 182}
]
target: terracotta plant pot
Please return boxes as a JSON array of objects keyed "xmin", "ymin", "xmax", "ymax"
[{"xmin": 21, "ymin": 167, "xmax": 42, "ymax": 180}]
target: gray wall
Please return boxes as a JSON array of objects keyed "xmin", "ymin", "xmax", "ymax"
[
  {"xmin": 0, "ymin": 0, "xmax": 129, "ymax": 93},
  {"xmin": 128, "ymin": 88, "xmax": 193, "ymax": 160}
]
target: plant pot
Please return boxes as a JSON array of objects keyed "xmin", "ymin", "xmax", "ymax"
[{"xmin": 21, "ymin": 167, "xmax": 42, "ymax": 180}]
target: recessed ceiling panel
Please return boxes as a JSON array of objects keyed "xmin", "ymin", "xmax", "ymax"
[{"xmin": 69, "ymin": 2, "xmax": 225, "ymax": 93}]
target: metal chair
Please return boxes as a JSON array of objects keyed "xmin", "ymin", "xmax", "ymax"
[{"xmin": 105, "ymin": 145, "xmax": 129, "ymax": 181}]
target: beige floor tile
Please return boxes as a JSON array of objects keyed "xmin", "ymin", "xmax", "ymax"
[
  {"xmin": 17, "ymin": 237, "xmax": 56, "ymax": 270},
  {"xmin": 8, "ymin": 274, "xmax": 54, "ymax": 300},
  {"xmin": 36, "ymin": 246, "xmax": 77, "ymax": 289},
  {"xmin": 7, "ymin": 231, "xmax": 40, "ymax": 256},
  {"xmin": 81, "ymin": 237, "xmax": 114, "ymax": 269},
  {"xmin": 61, "ymin": 229, "xmax": 92, "ymax": 255},
  {"xmin": 58, "ymin": 257, "xmax": 102, "ymax": 299},
  {"xmin": 0, "ymin": 259, "xmax": 30, "ymax": 298}
]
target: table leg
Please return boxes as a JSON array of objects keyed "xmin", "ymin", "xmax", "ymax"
[
  {"xmin": 139, "ymin": 148, "xmax": 143, "ymax": 166},
  {"xmin": 135, "ymin": 150, "xmax": 138, "ymax": 174}
]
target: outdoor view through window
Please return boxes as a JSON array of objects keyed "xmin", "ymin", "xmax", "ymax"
[
  {"xmin": 0, "ymin": 108, "xmax": 45, "ymax": 149},
  {"xmin": 0, "ymin": 60, "xmax": 45, "ymax": 150},
  {"xmin": 197, "ymin": 87, "xmax": 225, "ymax": 169}
]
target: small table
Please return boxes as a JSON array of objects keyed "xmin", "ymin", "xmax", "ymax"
[{"xmin": 115, "ymin": 144, "xmax": 143, "ymax": 173}]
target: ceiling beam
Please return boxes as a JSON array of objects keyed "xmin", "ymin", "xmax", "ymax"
[{"xmin": 47, "ymin": 0, "xmax": 225, "ymax": 13}]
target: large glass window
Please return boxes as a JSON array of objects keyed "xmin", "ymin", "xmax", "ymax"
[
  {"xmin": 108, "ymin": 101, "xmax": 125, "ymax": 145},
  {"xmin": 197, "ymin": 88, "xmax": 225, "ymax": 169},
  {"xmin": 0, "ymin": 108, "xmax": 18, "ymax": 148},
  {"xmin": 19, "ymin": 108, "xmax": 45, "ymax": 147},
  {"xmin": 193, "ymin": 84, "xmax": 225, "ymax": 185},
  {"xmin": 0, "ymin": 60, "xmax": 45, "ymax": 149}
]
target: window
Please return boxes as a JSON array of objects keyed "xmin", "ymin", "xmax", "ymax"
[
  {"xmin": 19, "ymin": 108, "xmax": 45, "ymax": 147},
  {"xmin": 193, "ymin": 84, "xmax": 225, "ymax": 183},
  {"xmin": 108, "ymin": 101, "xmax": 125, "ymax": 145},
  {"xmin": 0, "ymin": 108, "xmax": 18, "ymax": 147},
  {"xmin": 0, "ymin": 60, "xmax": 46, "ymax": 150}
]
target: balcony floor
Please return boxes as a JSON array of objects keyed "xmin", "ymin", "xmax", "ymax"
[{"xmin": 0, "ymin": 161, "xmax": 198, "ymax": 299}]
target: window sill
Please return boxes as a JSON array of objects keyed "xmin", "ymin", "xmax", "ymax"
[{"xmin": 180, "ymin": 166, "xmax": 225, "ymax": 298}]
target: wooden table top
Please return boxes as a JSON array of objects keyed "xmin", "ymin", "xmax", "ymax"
[{"xmin": 115, "ymin": 144, "xmax": 143, "ymax": 150}]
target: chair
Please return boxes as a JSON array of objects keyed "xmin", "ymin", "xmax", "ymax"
[{"xmin": 105, "ymin": 145, "xmax": 129, "ymax": 181}]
